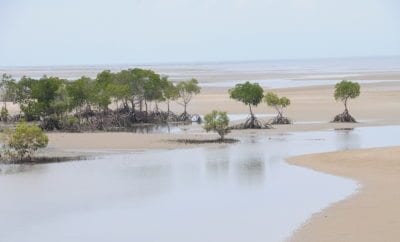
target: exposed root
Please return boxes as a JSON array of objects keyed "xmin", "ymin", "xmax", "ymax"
[
  {"xmin": 174, "ymin": 138, "xmax": 238, "ymax": 144},
  {"xmin": 332, "ymin": 111, "xmax": 357, "ymax": 123},
  {"xmin": 269, "ymin": 116, "xmax": 292, "ymax": 125},
  {"xmin": 230, "ymin": 115, "xmax": 272, "ymax": 130}
]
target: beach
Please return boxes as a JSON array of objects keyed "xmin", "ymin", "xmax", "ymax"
[
  {"xmin": 43, "ymin": 80, "xmax": 400, "ymax": 152},
  {"xmin": 2, "ymin": 65, "xmax": 400, "ymax": 241},
  {"xmin": 288, "ymin": 147, "xmax": 400, "ymax": 242}
]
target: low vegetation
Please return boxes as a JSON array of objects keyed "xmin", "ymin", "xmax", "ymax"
[
  {"xmin": 1, "ymin": 122, "xmax": 48, "ymax": 162},
  {"xmin": 203, "ymin": 110, "xmax": 230, "ymax": 140},
  {"xmin": 264, "ymin": 92, "xmax": 291, "ymax": 124},
  {"xmin": 333, "ymin": 80, "xmax": 360, "ymax": 123}
]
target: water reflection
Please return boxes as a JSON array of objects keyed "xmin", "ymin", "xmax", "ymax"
[
  {"xmin": 235, "ymin": 156, "xmax": 265, "ymax": 186},
  {"xmin": 0, "ymin": 164, "xmax": 36, "ymax": 175},
  {"xmin": 205, "ymin": 148, "xmax": 231, "ymax": 181},
  {"xmin": 334, "ymin": 129, "xmax": 361, "ymax": 150},
  {"xmin": 105, "ymin": 123, "xmax": 198, "ymax": 134},
  {"xmin": 1, "ymin": 126, "xmax": 400, "ymax": 242}
]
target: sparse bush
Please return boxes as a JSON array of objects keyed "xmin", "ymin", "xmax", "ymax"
[
  {"xmin": 264, "ymin": 92, "xmax": 291, "ymax": 124},
  {"xmin": 0, "ymin": 107, "xmax": 8, "ymax": 122},
  {"xmin": 203, "ymin": 110, "xmax": 230, "ymax": 140}
]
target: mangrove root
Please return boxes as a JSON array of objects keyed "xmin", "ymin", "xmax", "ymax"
[{"xmin": 332, "ymin": 111, "xmax": 357, "ymax": 123}]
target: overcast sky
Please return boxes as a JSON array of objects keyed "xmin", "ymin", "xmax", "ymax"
[{"xmin": 1, "ymin": 0, "xmax": 399, "ymax": 66}]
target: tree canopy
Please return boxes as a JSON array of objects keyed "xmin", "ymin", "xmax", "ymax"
[
  {"xmin": 332, "ymin": 80, "xmax": 360, "ymax": 122},
  {"xmin": 264, "ymin": 92, "xmax": 290, "ymax": 116},
  {"xmin": 176, "ymin": 78, "xmax": 201, "ymax": 116},
  {"xmin": 229, "ymin": 81, "xmax": 264, "ymax": 116},
  {"xmin": 334, "ymin": 80, "xmax": 360, "ymax": 111},
  {"xmin": 0, "ymin": 69, "xmax": 201, "ymax": 130},
  {"xmin": 263, "ymin": 92, "xmax": 292, "ymax": 124}
]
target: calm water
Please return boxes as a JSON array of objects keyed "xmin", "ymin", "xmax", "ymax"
[
  {"xmin": 2, "ymin": 56, "xmax": 400, "ymax": 80},
  {"xmin": 200, "ymin": 79, "xmax": 400, "ymax": 89},
  {"xmin": 1, "ymin": 126, "xmax": 400, "ymax": 242}
]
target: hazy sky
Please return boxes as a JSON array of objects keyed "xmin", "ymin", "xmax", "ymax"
[{"xmin": 1, "ymin": 0, "xmax": 399, "ymax": 66}]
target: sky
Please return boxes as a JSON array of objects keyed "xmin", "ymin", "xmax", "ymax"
[{"xmin": 0, "ymin": 0, "xmax": 399, "ymax": 66}]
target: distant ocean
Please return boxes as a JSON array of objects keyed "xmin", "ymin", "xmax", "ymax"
[{"xmin": 1, "ymin": 56, "xmax": 399, "ymax": 81}]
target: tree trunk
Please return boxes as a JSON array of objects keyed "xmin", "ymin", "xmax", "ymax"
[
  {"xmin": 220, "ymin": 132, "xmax": 225, "ymax": 141},
  {"xmin": 249, "ymin": 104, "xmax": 254, "ymax": 118}
]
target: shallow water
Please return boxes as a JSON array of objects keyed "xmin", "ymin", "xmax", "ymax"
[
  {"xmin": 1, "ymin": 126, "xmax": 400, "ymax": 242},
  {"xmin": 200, "ymin": 79, "xmax": 400, "ymax": 89}
]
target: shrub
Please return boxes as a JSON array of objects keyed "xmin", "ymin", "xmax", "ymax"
[
  {"xmin": 203, "ymin": 110, "xmax": 230, "ymax": 140},
  {"xmin": 0, "ymin": 107, "xmax": 8, "ymax": 122},
  {"xmin": 2, "ymin": 122, "xmax": 48, "ymax": 161}
]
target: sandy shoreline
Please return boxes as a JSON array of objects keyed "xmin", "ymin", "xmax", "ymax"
[
  {"xmin": 38, "ymin": 81, "xmax": 400, "ymax": 156},
  {"xmin": 2, "ymin": 77, "xmax": 400, "ymax": 241},
  {"xmin": 287, "ymin": 146, "xmax": 400, "ymax": 242}
]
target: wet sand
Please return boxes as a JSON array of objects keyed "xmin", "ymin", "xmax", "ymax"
[
  {"xmin": 3, "ymin": 74, "xmax": 400, "ymax": 241},
  {"xmin": 287, "ymin": 146, "xmax": 400, "ymax": 242},
  {"xmin": 42, "ymin": 81, "xmax": 400, "ymax": 154}
]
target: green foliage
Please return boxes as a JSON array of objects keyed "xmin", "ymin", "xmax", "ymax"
[
  {"xmin": 229, "ymin": 81, "xmax": 264, "ymax": 116},
  {"xmin": 0, "ymin": 106, "xmax": 8, "ymax": 122},
  {"xmin": 0, "ymin": 74, "xmax": 17, "ymax": 106},
  {"xmin": 264, "ymin": 92, "xmax": 291, "ymax": 116},
  {"xmin": 334, "ymin": 80, "xmax": 360, "ymax": 111},
  {"xmin": 15, "ymin": 76, "xmax": 66, "ymax": 120},
  {"xmin": 66, "ymin": 76, "xmax": 93, "ymax": 111},
  {"xmin": 3, "ymin": 122, "xmax": 48, "ymax": 161},
  {"xmin": 164, "ymin": 79, "xmax": 179, "ymax": 101},
  {"xmin": 163, "ymin": 78, "xmax": 179, "ymax": 113},
  {"xmin": 1, "ymin": 69, "xmax": 201, "ymax": 128},
  {"xmin": 203, "ymin": 110, "xmax": 230, "ymax": 140},
  {"xmin": 176, "ymin": 78, "xmax": 201, "ymax": 113}
]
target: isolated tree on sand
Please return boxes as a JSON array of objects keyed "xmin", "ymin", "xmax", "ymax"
[
  {"xmin": 2, "ymin": 122, "xmax": 48, "ymax": 162},
  {"xmin": 176, "ymin": 78, "xmax": 201, "ymax": 121},
  {"xmin": 264, "ymin": 92, "xmax": 291, "ymax": 124},
  {"xmin": 333, "ymin": 80, "xmax": 360, "ymax": 122},
  {"xmin": 229, "ymin": 82, "xmax": 264, "ymax": 128},
  {"xmin": 203, "ymin": 110, "xmax": 230, "ymax": 141}
]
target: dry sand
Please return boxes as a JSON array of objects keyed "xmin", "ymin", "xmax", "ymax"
[{"xmin": 287, "ymin": 147, "xmax": 400, "ymax": 242}]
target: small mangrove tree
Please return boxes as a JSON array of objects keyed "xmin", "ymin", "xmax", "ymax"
[
  {"xmin": 333, "ymin": 80, "xmax": 360, "ymax": 122},
  {"xmin": 229, "ymin": 81, "xmax": 265, "ymax": 128},
  {"xmin": 264, "ymin": 92, "xmax": 291, "ymax": 124},
  {"xmin": 203, "ymin": 110, "xmax": 230, "ymax": 141}
]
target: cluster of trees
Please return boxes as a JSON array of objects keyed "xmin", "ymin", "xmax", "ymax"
[
  {"xmin": 229, "ymin": 81, "xmax": 292, "ymax": 128},
  {"xmin": 0, "ymin": 71, "xmax": 201, "ymax": 130},
  {"xmin": 228, "ymin": 80, "xmax": 361, "ymax": 128}
]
